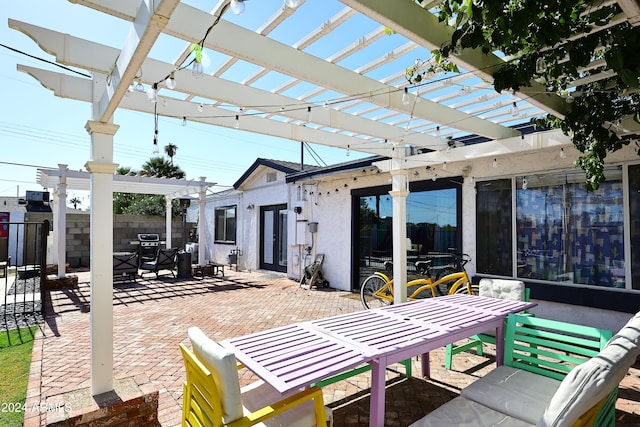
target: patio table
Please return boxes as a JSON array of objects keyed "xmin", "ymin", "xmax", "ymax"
[{"xmin": 220, "ymin": 294, "xmax": 536, "ymax": 427}]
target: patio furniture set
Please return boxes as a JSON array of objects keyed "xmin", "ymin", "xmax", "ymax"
[
  {"xmin": 112, "ymin": 248, "xmax": 179, "ymax": 281},
  {"xmin": 178, "ymin": 279, "xmax": 640, "ymax": 427}
]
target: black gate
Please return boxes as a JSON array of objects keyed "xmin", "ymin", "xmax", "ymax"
[{"xmin": 1, "ymin": 220, "xmax": 49, "ymax": 331}]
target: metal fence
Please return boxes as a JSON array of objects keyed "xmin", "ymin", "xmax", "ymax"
[{"xmin": 1, "ymin": 220, "xmax": 49, "ymax": 331}]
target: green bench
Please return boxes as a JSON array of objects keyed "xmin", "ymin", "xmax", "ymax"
[{"xmin": 411, "ymin": 312, "xmax": 640, "ymax": 426}]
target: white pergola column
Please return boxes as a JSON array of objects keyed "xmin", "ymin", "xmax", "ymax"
[
  {"xmin": 198, "ymin": 176, "xmax": 207, "ymax": 265},
  {"xmin": 54, "ymin": 164, "xmax": 68, "ymax": 278},
  {"xmin": 85, "ymin": 120, "xmax": 119, "ymax": 396},
  {"xmin": 165, "ymin": 197, "xmax": 172, "ymax": 249},
  {"xmin": 389, "ymin": 156, "xmax": 409, "ymax": 304}
]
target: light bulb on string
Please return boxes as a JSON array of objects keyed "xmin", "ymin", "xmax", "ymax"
[
  {"xmin": 284, "ymin": 0, "xmax": 301, "ymax": 8},
  {"xmin": 234, "ymin": 115, "xmax": 240, "ymax": 129},
  {"xmin": 522, "ymin": 178, "xmax": 528, "ymax": 190},
  {"xmin": 323, "ymin": 100, "xmax": 329, "ymax": 110},
  {"xmin": 197, "ymin": 103, "xmax": 204, "ymax": 113},
  {"xmin": 306, "ymin": 106, "xmax": 312, "ymax": 123},
  {"xmin": 181, "ymin": 116, "xmax": 187, "ymax": 127},
  {"xmin": 134, "ymin": 79, "xmax": 144, "ymax": 92},
  {"xmin": 230, "ymin": 0, "xmax": 245, "ymax": 14},
  {"xmin": 442, "ymin": 161, "xmax": 447, "ymax": 170},
  {"xmin": 560, "ymin": 147, "xmax": 566, "ymax": 159},
  {"xmin": 402, "ymin": 87, "xmax": 410, "ymax": 105},
  {"xmin": 192, "ymin": 61, "xmax": 203, "ymax": 79},
  {"xmin": 536, "ymin": 57, "xmax": 547, "ymax": 74},
  {"xmin": 346, "ymin": 145, "xmax": 350, "ymax": 157},
  {"xmin": 512, "ymin": 102, "xmax": 519, "ymax": 117},
  {"xmin": 165, "ymin": 71, "xmax": 176, "ymax": 89},
  {"xmin": 493, "ymin": 158, "xmax": 497, "ymax": 168},
  {"xmin": 147, "ymin": 83, "xmax": 158, "ymax": 103}
]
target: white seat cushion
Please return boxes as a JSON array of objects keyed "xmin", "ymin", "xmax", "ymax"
[
  {"xmin": 479, "ymin": 278, "xmax": 525, "ymax": 300},
  {"xmin": 461, "ymin": 366, "xmax": 561, "ymax": 424},
  {"xmin": 241, "ymin": 380, "xmax": 331, "ymax": 427},
  {"xmin": 188, "ymin": 327, "xmax": 244, "ymax": 423},
  {"xmin": 409, "ymin": 396, "xmax": 534, "ymax": 427},
  {"xmin": 538, "ymin": 327, "xmax": 640, "ymax": 427}
]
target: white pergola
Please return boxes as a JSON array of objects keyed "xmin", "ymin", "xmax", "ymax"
[
  {"xmin": 9, "ymin": 0, "xmax": 640, "ymax": 396},
  {"xmin": 37, "ymin": 164, "xmax": 215, "ymax": 278}
]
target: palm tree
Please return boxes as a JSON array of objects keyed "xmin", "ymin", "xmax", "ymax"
[
  {"xmin": 140, "ymin": 156, "xmax": 185, "ymax": 179},
  {"xmin": 164, "ymin": 143, "xmax": 178, "ymax": 164},
  {"xmin": 69, "ymin": 196, "xmax": 82, "ymax": 209}
]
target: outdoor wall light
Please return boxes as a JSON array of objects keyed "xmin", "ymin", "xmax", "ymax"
[{"xmin": 179, "ymin": 198, "xmax": 191, "ymax": 209}]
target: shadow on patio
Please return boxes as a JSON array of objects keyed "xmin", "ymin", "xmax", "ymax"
[{"xmin": 26, "ymin": 269, "xmax": 640, "ymax": 427}]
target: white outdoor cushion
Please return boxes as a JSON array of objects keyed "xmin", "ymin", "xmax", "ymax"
[
  {"xmin": 538, "ymin": 324, "xmax": 640, "ymax": 427},
  {"xmin": 479, "ymin": 278, "xmax": 525, "ymax": 301},
  {"xmin": 241, "ymin": 379, "xmax": 332, "ymax": 427},
  {"xmin": 408, "ymin": 396, "xmax": 534, "ymax": 427},
  {"xmin": 605, "ymin": 312, "xmax": 640, "ymax": 348},
  {"xmin": 188, "ymin": 327, "xmax": 244, "ymax": 423},
  {"xmin": 461, "ymin": 365, "xmax": 561, "ymax": 424},
  {"xmin": 476, "ymin": 279, "xmax": 526, "ymax": 338}
]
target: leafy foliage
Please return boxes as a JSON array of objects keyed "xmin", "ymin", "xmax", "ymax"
[
  {"xmin": 408, "ymin": 0, "xmax": 640, "ymax": 189},
  {"xmin": 113, "ymin": 158, "xmax": 186, "ymax": 217}
]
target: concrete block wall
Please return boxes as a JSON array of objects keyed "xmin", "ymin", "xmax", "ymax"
[{"xmin": 27, "ymin": 212, "xmax": 194, "ymax": 267}]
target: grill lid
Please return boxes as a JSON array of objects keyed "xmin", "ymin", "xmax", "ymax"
[{"xmin": 137, "ymin": 233, "xmax": 160, "ymax": 242}]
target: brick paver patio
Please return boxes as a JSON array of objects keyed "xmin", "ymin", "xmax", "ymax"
[{"xmin": 23, "ymin": 269, "xmax": 640, "ymax": 426}]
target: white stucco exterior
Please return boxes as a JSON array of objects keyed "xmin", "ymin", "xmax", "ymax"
[{"xmin": 194, "ymin": 136, "xmax": 639, "ymax": 332}]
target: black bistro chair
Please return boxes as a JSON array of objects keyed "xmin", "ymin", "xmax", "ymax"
[{"xmin": 139, "ymin": 247, "xmax": 178, "ymax": 278}]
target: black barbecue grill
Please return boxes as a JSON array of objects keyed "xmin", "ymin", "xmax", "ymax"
[{"xmin": 137, "ymin": 233, "xmax": 160, "ymax": 264}]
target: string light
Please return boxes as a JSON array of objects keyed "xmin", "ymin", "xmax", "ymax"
[
  {"xmin": 230, "ymin": 0, "xmax": 245, "ymax": 15},
  {"xmin": 181, "ymin": 116, "xmax": 187, "ymax": 127},
  {"xmin": 165, "ymin": 71, "xmax": 176, "ymax": 89},
  {"xmin": 234, "ymin": 114, "xmax": 240, "ymax": 129},
  {"xmin": 197, "ymin": 103, "xmax": 204, "ymax": 112},
  {"xmin": 442, "ymin": 161, "xmax": 447, "ymax": 170},
  {"xmin": 402, "ymin": 87, "xmax": 410, "ymax": 105},
  {"xmin": 146, "ymin": 83, "xmax": 158, "ymax": 103},
  {"xmin": 511, "ymin": 101, "xmax": 519, "ymax": 117},
  {"xmin": 560, "ymin": 147, "xmax": 566, "ymax": 159},
  {"xmin": 284, "ymin": 0, "xmax": 301, "ymax": 8},
  {"xmin": 192, "ymin": 61, "xmax": 203, "ymax": 78},
  {"xmin": 522, "ymin": 178, "xmax": 528, "ymax": 190},
  {"xmin": 306, "ymin": 106, "xmax": 312, "ymax": 123},
  {"xmin": 493, "ymin": 158, "xmax": 497, "ymax": 168},
  {"xmin": 346, "ymin": 145, "xmax": 350, "ymax": 156}
]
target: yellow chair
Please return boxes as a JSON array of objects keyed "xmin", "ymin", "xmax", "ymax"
[{"xmin": 180, "ymin": 327, "xmax": 331, "ymax": 427}]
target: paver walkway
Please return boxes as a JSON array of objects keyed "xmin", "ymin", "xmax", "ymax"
[{"xmin": 23, "ymin": 269, "xmax": 640, "ymax": 426}]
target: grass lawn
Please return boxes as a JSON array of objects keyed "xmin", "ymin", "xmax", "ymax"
[{"xmin": 0, "ymin": 326, "xmax": 38, "ymax": 427}]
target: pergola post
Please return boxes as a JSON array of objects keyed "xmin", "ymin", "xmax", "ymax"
[
  {"xmin": 85, "ymin": 120, "xmax": 119, "ymax": 396},
  {"xmin": 389, "ymin": 154, "xmax": 409, "ymax": 304},
  {"xmin": 165, "ymin": 197, "xmax": 172, "ymax": 249},
  {"xmin": 54, "ymin": 164, "xmax": 68, "ymax": 278},
  {"xmin": 198, "ymin": 176, "xmax": 207, "ymax": 265}
]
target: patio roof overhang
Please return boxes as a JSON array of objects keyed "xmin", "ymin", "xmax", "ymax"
[{"xmin": 37, "ymin": 167, "xmax": 216, "ymax": 199}]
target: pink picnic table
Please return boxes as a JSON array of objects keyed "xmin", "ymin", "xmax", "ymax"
[{"xmin": 220, "ymin": 294, "xmax": 537, "ymax": 427}]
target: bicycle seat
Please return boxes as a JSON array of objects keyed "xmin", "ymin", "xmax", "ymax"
[{"xmin": 415, "ymin": 260, "xmax": 432, "ymax": 274}]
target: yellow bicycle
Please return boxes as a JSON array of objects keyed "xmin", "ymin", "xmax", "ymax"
[{"xmin": 360, "ymin": 253, "xmax": 478, "ymax": 309}]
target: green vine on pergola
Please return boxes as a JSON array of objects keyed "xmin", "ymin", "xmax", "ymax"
[{"xmin": 405, "ymin": 0, "xmax": 640, "ymax": 190}]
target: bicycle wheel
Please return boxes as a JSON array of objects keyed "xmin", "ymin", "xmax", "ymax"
[
  {"xmin": 360, "ymin": 275, "xmax": 392, "ymax": 309},
  {"xmin": 434, "ymin": 267, "xmax": 458, "ymax": 295},
  {"xmin": 451, "ymin": 282, "xmax": 479, "ymax": 295}
]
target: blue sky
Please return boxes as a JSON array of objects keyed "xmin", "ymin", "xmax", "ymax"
[{"xmin": 0, "ymin": 0, "xmax": 368, "ymax": 208}]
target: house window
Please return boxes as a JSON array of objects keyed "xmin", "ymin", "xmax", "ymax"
[
  {"xmin": 353, "ymin": 179, "xmax": 462, "ymax": 290},
  {"xmin": 629, "ymin": 164, "xmax": 640, "ymax": 290},
  {"xmin": 215, "ymin": 206, "xmax": 236, "ymax": 243},
  {"xmin": 266, "ymin": 172, "xmax": 277, "ymax": 183},
  {"xmin": 476, "ymin": 179, "xmax": 512, "ymax": 276},
  {"xmin": 477, "ymin": 167, "xmax": 627, "ymax": 289}
]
